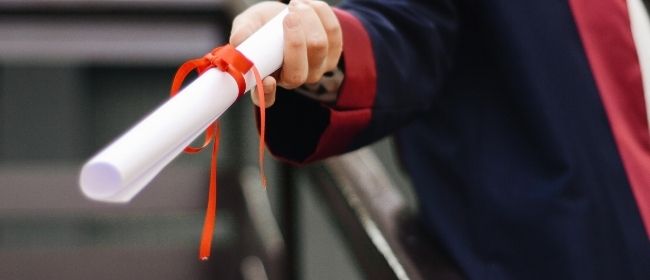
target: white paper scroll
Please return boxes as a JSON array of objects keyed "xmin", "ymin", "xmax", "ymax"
[{"xmin": 79, "ymin": 9, "xmax": 288, "ymax": 203}]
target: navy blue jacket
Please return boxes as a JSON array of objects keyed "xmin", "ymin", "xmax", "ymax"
[{"xmin": 263, "ymin": 0, "xmax": 650, "ymax": 278}]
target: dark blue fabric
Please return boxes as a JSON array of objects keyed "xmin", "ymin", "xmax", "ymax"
[{"xmin": 267, "ymin": 0, "xmax": 650, "ymax": 278}]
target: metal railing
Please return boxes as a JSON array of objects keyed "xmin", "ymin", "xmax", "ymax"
[{"xmin": 303, "ymin": 148, "xmax": 463, "ymax": 280}]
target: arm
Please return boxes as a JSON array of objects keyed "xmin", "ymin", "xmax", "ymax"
[{"xmin": 232, "ymin": 0, "xmax": 459, "ymax": 163}]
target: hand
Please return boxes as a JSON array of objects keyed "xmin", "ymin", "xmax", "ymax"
[{"xmin": 230, "ymin": 0, "xmax": 343, "ymax": 108}]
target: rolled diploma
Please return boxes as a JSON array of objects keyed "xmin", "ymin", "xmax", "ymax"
[{"xmin": 80, "ymin": 9, "xmax": 288, "ymax": 203}]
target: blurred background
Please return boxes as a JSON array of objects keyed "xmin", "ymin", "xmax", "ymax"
[{"xmin": 0, "ymin": 1, "xmax": 451, "ymax": 279}]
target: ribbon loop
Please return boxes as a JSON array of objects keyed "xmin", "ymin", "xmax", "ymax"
[{"xmin": 170, "ymin": 44, "xmax": 268, "ymax": 261}]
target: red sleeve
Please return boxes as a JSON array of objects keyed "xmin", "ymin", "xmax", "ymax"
[{"xmin": 301, "ymin": 8, "xmax": 377, "ymax": 162}]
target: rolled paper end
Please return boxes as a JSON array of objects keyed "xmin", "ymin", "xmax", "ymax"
[
  {"xmin": 78, "ymin": 8, "xmax": 288, "ymax": 204},
  {"xmin": 79, "ymin": 161, "xmax": 124, "ymax": 202}
]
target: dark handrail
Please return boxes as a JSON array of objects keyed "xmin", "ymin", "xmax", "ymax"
[{"xmin": 306, "ymin": 148, "xmax": 463, "ymax": 280}]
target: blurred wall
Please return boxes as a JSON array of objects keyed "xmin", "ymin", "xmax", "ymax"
[{"xmin": 0, "ymin": 1, "xmax": 374, "ymax": 280}]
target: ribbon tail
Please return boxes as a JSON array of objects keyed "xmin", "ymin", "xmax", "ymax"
[
  {"xmin": 252, "ymin": 67, "xmax": 268, "ymax": 188},
  {"xmin": 171, "ymin": 44, "xmax": 266, "ymax": 261},
  {"xmin": 199, "ymin": 122, "xmax": 220, "ymax": 261}
]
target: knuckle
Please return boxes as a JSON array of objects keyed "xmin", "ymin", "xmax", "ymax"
[
  {"xmin": 306, "ymin": 63, "xmax": 326, "ymax": 83},
  {"xmin": 306, "ymin": 73, "xmax": 322, "ymax": 84},
  {"xmin": 324, "ymin": 23, "xmax": 340, "ymax": 36},
  {"xmin": 287, "ymin": 37, "xmax": 304, "ymax": 49},
  {"xmin": 283, "ymin": 72, "xmax": 307, "ymax": 87},
  {"xmin": 306, "ymin": 36, "xmax": 327, "ymax": 52}
]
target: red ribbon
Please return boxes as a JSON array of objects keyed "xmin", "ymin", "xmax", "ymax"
[{"xmin": 170, "ymin": 44, "xmax": 267, "ymax": 261}]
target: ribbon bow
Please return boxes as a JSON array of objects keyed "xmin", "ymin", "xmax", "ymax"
[{"xmin": 170, "ymin": 44, "xmax": 268, "ymax": 261}]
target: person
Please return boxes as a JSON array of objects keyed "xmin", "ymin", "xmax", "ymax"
[{"xmin": 230, "ymin": 0, "xmax": 650, "ymax": 279}]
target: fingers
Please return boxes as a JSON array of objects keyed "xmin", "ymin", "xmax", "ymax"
[
  {"xmin": 233, "ymin": 0, "xmax": 342, "ymax": 107},
  {"xmin": 307, "ymin": 0, "xmax": 343, "ymax": 71},
  {"xmin": 230, "ymin": 2, "xmax": 287, "ymax": 46},
  {"xmin": 279, "ymin": 0, "xmax": 341, "ymax": 88},
  {"xmin": 251, "ymin": 76, "xmax": 277, "ymax": 108},
  {"xmin": 295, "ymin": 2, "xmax": 329, "ymax": 83},
  {"xmin": 279, "ymin": 9, "xmax": 309, "ymax": 89}
]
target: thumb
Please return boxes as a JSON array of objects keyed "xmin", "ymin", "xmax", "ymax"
[{"xmin": 251, "ymin": 76, "xmax": 277, "ymax": 108}]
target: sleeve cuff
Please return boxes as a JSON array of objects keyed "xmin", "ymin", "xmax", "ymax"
[
  {"xmin": 263, "ymin": 8, "xmax": 377, "ymax": 164},
  {"xmin": 332, "ymin": 8, "xmax": 377, "ymax": 110}
]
